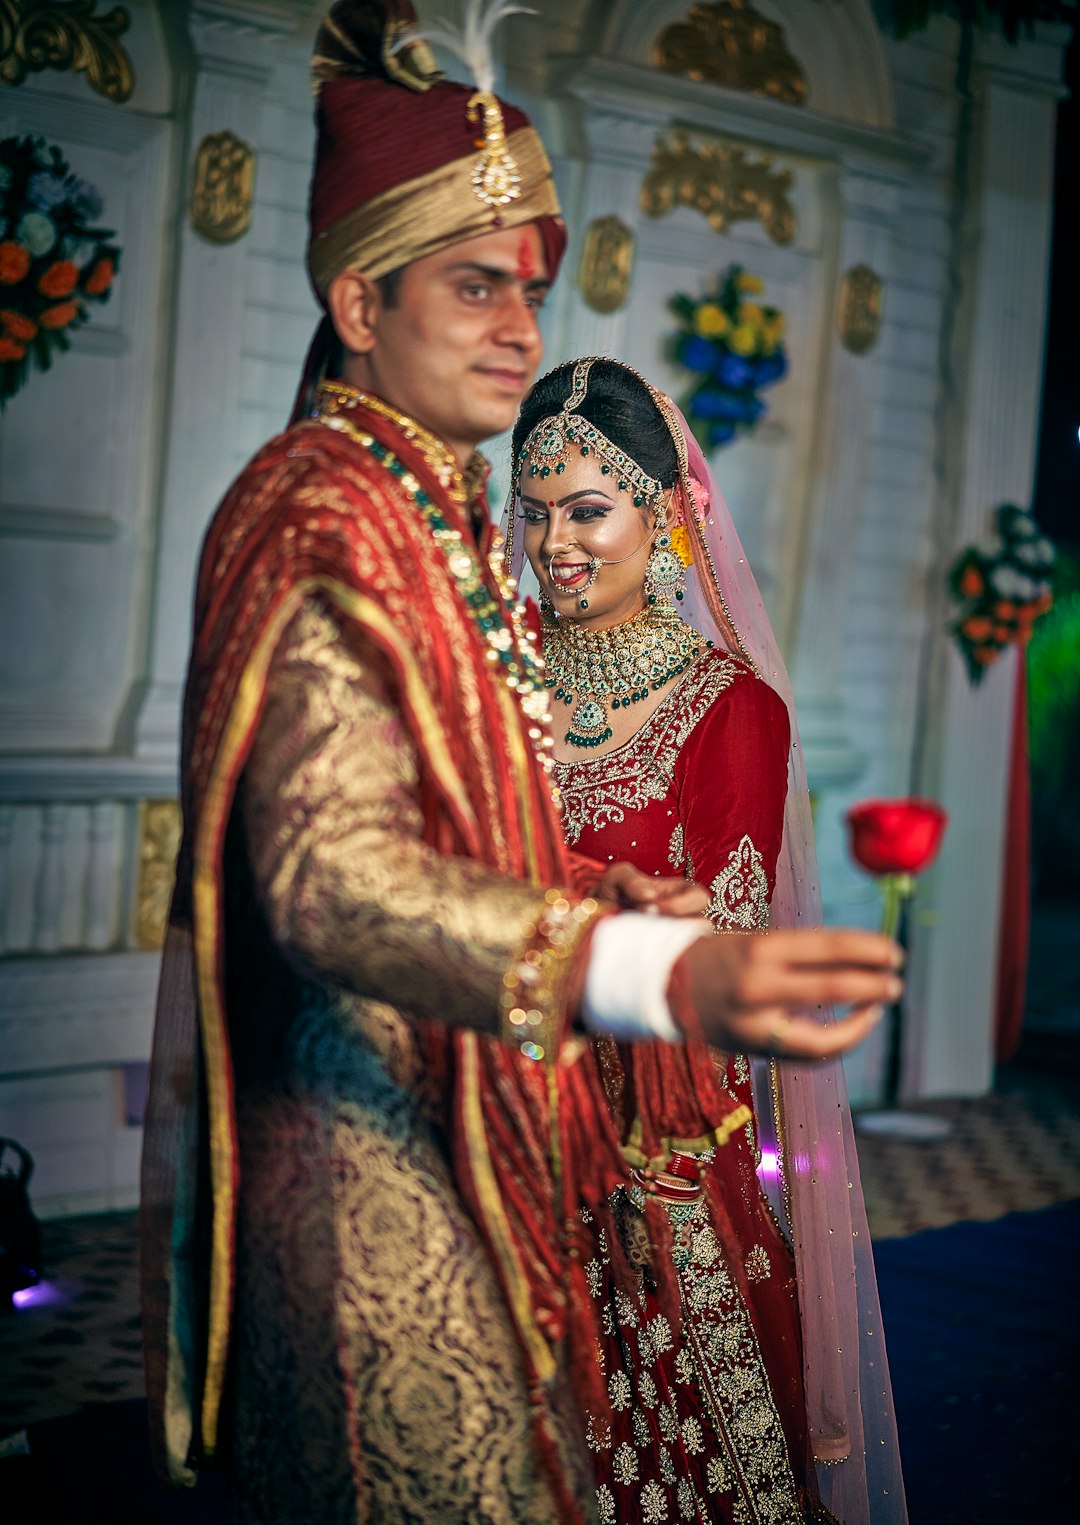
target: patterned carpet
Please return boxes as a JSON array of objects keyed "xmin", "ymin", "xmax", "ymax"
[{"xmin": 2, "ymin": 1060, "xmax": 1077, "ymax": 1439}]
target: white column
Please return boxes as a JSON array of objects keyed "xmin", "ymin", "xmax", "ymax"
[
  {"xmin": 552, "ymin": 103, "xmax": 663, "ymax": 365},
  {"xmin": 32, "ymin": 805, "xmax": 68, "ymax": 953},
  {"xmin": 134, "ymin": 3, "xmax": 294, "ymax": 758},
  {"xmin": 83, "ymin": 800, "xmax": 122, "ymax": 951},
  {"xmin": 0, "ymin": 805, "xmax": 13, "ymax": 956},
  {"xmin": 905, "ymin": 32, "xmax": 1066, "ymax": 1098},
  {"xmin": 790, "ymin": 164, "xmax": 905, "ymax": 796}
]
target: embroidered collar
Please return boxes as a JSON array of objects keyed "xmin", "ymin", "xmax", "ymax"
[{"xmin": 312, "ymin": 380, "xmax": 488, "ymax": 509}]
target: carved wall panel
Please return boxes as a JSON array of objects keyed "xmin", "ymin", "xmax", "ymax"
[
  {"xmin": 0, "ymin": 0, "xmax": 134, "ymax": 102},
  {"xmin": 654, "ymin": 0, "xmax": 807, "ymax": 107},
  {"xmin": 190, "ymin": 130, "xmax": 256, "ymax": 244},
  {"xmin": 578, "ymin": 214, "xmax": 636, "ymax": 313},
  {"xmin": 837, "ymin": 262, "xmax": 883, "ymax": 354},
  {"xmin": 640, "ymin": 132, "xmax": 796, "ymax": 245}
]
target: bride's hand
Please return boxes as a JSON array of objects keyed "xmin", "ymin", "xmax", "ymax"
[
  {"xmin": 674, "ymin": 929, "xmax": 902, "ymax": 1060},
  {"xmin": 595, "ymin": 861, "xmax": 708, "ymax": 917}
]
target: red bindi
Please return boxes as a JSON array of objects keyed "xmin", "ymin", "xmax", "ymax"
[
  {"xmin": 516, "ymin": 233, "xmax": 536, "ymax": 282},
  {"xmin": 548, "ymin": 500, "xmax": 555, "ymax": 507}
]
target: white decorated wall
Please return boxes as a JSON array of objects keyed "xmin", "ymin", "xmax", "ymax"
[{"xmin": 0, "ymin": 0, "xmax": 1066, "ymax": 1215}]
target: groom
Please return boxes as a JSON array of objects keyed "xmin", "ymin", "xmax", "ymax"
[{"xmin": 141, "ymin": 4, "xmax": 900, "ymax": 1520}]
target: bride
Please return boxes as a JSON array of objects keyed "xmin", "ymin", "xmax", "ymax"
[{"xmin": 505, "ymin": 357, "xmax": 906, "ymax": 1525}]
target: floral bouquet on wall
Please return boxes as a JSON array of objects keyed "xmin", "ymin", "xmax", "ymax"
[
  {"xmin": 669, "ymin": 265, "xmax": 787, "ymax": 451},
  {"xmin": 0, "ymin": 135, "xmax": 121, "ymax": 408},
  {"xmin": 949, "ymin": 503, "xmax": 1055, "ymax": 683}
]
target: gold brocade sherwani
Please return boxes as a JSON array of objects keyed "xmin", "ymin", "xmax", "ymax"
[
  {"xmin": 228, "ymin": 602, "xmax": 589, "ymax": 1523},
  {"xmin": 140, "ymin": 385, "xmax": 611, "ymax": 1524}
]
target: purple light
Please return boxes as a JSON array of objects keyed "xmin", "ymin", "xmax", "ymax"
[
  {"xmin": 757, "ymin": 1149, "xmax": 779, "ymax": 1180},
  {"xmin": 12, "ymin": 1281, "xmax": 66, "ymax": 1310}
]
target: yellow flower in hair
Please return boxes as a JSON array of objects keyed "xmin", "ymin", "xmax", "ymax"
[
  {"xmin": 739, "ymin": 302, "xmax": 763, "ymax": 327},
  {"xmin": 736, "ymin": 272, "xmax": 765, "ymax": 294},
  {"xmin": 729, "ymin": 324, "xmax": 756, "ymax": 356},
  {"xmin": 694, "ymin": 302, "xmax": 730, "ymax": 338},
  {"xmin": 669, "ymin": 525, "xmax": 693, "ymax": 567}
]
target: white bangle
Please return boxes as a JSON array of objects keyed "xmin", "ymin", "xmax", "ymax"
[{"xmin": 582, "ymin": 913, "xmax": 710, "ymax": 1043}]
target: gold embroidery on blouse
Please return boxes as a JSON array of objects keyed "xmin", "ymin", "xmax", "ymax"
[
  {"xmin": 553, "ymin": 652, "xmax": 743, "ymax": 845},
  {"xmin": 668, "ymin": 823, "xmax": 685, "ymax": 870},
  {"xmin": 706, "ymin": 834, "xmax": 770, "ymax": 931}
]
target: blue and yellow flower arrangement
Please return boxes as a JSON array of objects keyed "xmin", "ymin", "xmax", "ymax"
[{"xmin": 669, "ymin": 266, "xmax": 787, "ymax": 450}]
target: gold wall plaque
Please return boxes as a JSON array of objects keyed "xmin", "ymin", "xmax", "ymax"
[
  {"xmin": 654, "ymin": 0, "xmax": 807, "ymax": 108},
  {"xmin": 837, "ymin": 263, "xmax": 883, "ymax": 354},
  {"xmin": 135, "ymin": 799, "xmax": 180, "ymax": 951},
  {"xmin": 578, "ymin": 215, "xmax": 636, "ymax": 314},
  {"xmin": 641, "ymin": 132, "xmax": 796, "ymax": 246},
  {"xmin": 190, "ymin": 131, "xmax": 256, "ymax": 245},
  {"xmin": 0, "ymin": 0, "xmax": 134, "ymax": 102}
]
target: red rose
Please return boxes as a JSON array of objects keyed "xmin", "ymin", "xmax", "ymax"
[{"xmin": 845, "ymin": 799, "xmax": 948, "ymax": 877}]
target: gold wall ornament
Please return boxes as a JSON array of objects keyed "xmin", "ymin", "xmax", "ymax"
[
  {"xmin": 837, "ymin": 263, "xmax": 884, "ymax": 354},
  {"xmin": 654, "ymin": 0, "xmax": 807, "ymax": 108},
  {"xmin": 640, "ymin": 132, "xmax": 796, "ymax": 246},
  {"xmin": 0, "ymin": 0, "xmax": 134, "ymax": 102},
  {"xmin": 190, "ymin": 131, "xmax": 256, "ymax": 244},
  {"xmin": 578, "ymin": 215, "xmax": 636, "ymax": 314},
  {"xmin": 135, "ymin": 799, "xmax": 181, "ymax": 951}
]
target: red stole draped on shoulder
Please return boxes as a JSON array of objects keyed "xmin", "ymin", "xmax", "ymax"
[{"xmin": 146, "ymin": 400, "xmax": 743, "ymax": 1515}]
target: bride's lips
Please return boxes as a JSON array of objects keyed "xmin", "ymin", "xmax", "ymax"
[{"xmin": 548, "ymin": 562, "xmax": 591, "ymax": 592}]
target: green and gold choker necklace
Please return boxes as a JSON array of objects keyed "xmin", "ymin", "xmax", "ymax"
[{"xmin": 544, "ymin": 605, "xmax": 710, "ymax": 748}]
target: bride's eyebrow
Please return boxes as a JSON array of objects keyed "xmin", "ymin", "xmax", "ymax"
[{"xmin": 518, "ymin": 490, "xmax": 617, "ymax": 509}]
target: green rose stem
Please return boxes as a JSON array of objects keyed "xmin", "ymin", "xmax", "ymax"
[
  {"xmin": 879, "ymin": 872, "xmax": 915, "ymax": 1107},
  {"xmin": 878, "ymin": 871, "xmax": 915, "ymax": 942}
]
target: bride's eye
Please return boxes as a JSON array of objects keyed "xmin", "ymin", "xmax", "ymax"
[
  {"xmin": 518, "ymin": 506, "xmax": 547, "ymax": 523},
  {"xmin": 571, "ymin": 505, "xmax": 611, "ymax": 522}
]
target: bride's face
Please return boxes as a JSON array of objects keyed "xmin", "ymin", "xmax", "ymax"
[{"xmin": 518, "ymin": 453, "xmax": 660, "ymax": 629}]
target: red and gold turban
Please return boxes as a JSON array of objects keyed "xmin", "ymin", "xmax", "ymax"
[{"xmin": 306, "ymin": 0, "xmax": 567, "ymax": 298}]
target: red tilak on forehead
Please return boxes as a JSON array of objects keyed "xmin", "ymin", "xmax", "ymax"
[{"xmin": 516, "ymin": 232, "xmax": 536, "ymax": 281}]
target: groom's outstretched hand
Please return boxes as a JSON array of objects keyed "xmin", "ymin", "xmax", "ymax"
[{"xmin": 674, "ymin": 928, "xmax": 903, "ymax": 1061}]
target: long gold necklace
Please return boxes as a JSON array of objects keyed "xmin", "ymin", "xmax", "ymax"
[{"xmin": 544, "ymin": 604, "xmax": 709, "ymax": 748}]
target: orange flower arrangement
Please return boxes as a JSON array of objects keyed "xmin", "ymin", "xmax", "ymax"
[
  {"xmin": 948, "ymin": 504, "xmax": 1055, "ymax": 683},
  {"xmin": 38, "ymin": 260, "xmax": 78, "ymax": 298},
  {"xmin": 0, "ymin": 134, "xmax": 121, "ymax": 405}
]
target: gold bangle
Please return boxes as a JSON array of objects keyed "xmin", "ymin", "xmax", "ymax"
[{"xmin": 500, "ymin": 890, "xmax": 605, "ymax": 1063}]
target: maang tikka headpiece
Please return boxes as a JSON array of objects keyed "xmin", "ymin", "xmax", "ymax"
[{"xmin": 518, "ymin": 359, "xmax": 664, "ymax": 509}]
